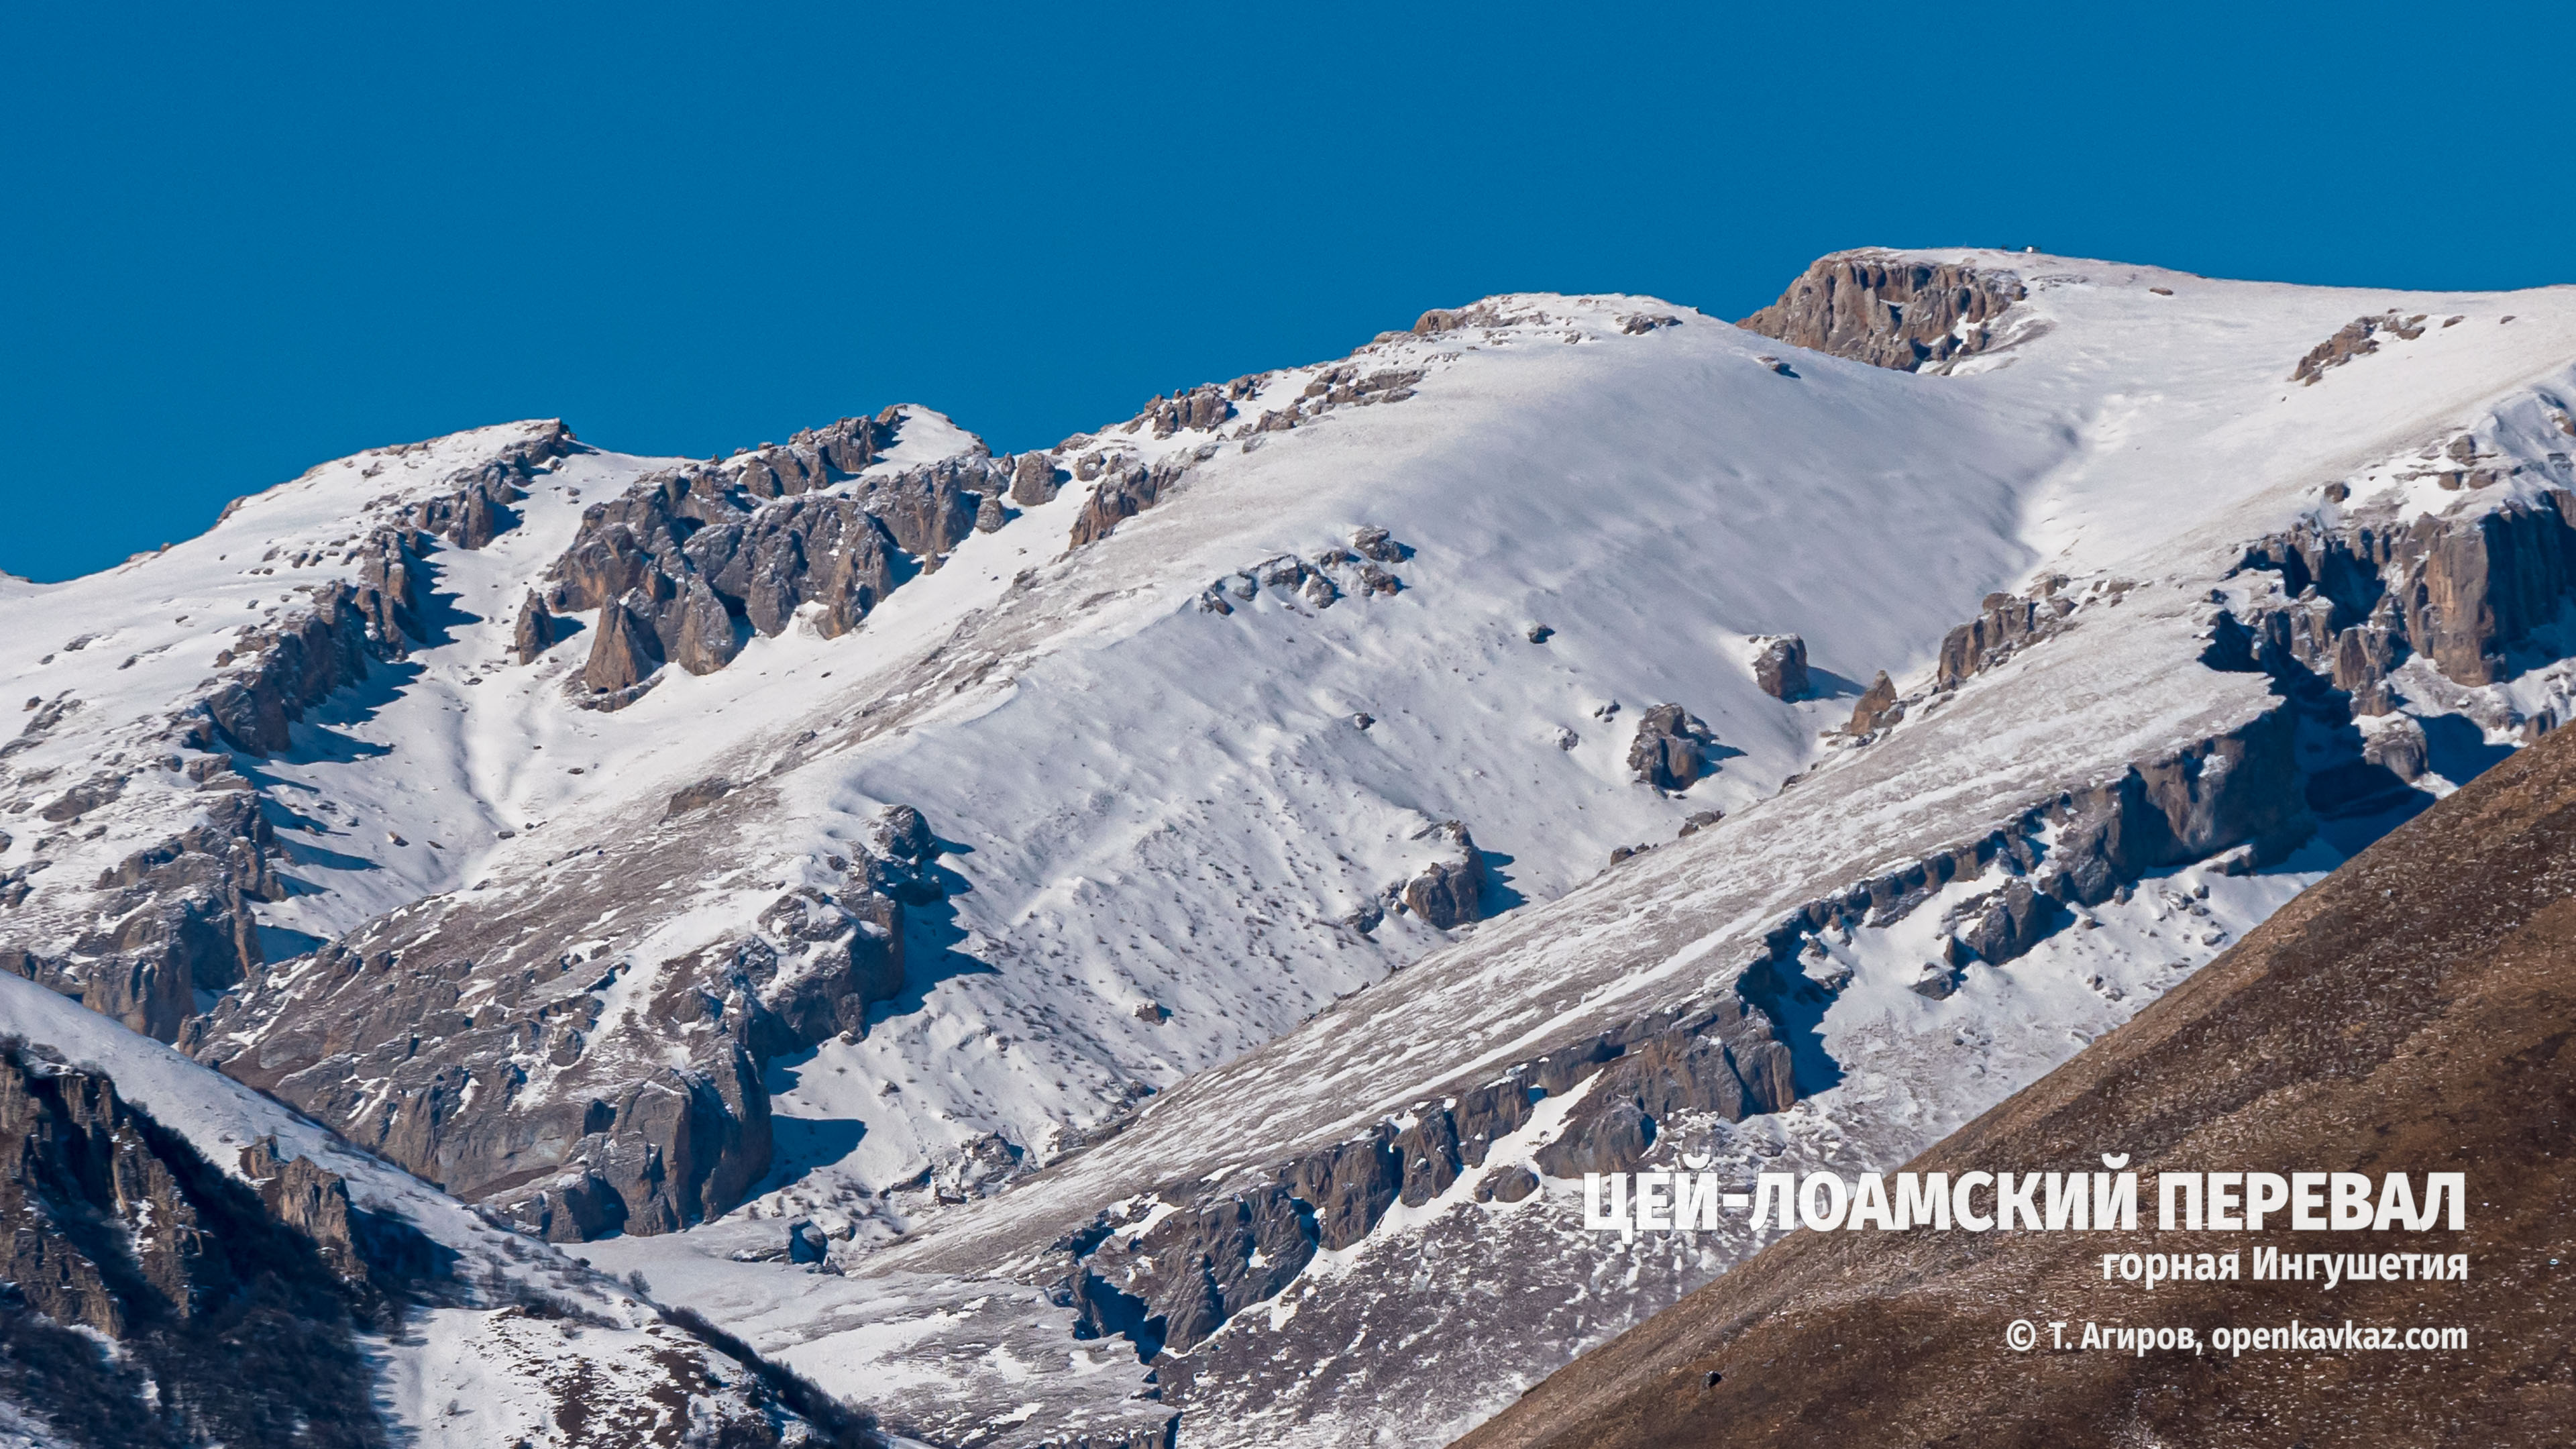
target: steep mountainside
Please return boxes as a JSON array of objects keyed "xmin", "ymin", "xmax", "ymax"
[
  {"xmin": 2, "ymin": 247, "xmax": 2575, "ymax": 1444},
  {"xmin": 0, "ymin": 969, "xmax": 880, "ymax": 1448},
  {"xmin": 1456, "ymin": 661, "xmax": 2576, "ymax": 1448}
]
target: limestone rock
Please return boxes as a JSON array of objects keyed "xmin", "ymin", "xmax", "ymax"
[
  {"xmin": 582, "ymin": 596, "xmax": 661, "ymax": 693},
  {"xmin": 666, "ymin": 577, "xmax": 739, "ymax": 676},
  {"xmin": 1750, "ymin": 634, "xmax": 1809, "ymax": 700},
  {"xmin": 1400, "ymin": 821, "xmax": 1487, "ymax": 929},
  {"xmin": 1627, "ymin": 704, "xmax": 1720, "ymax": 790},
  {"xmin": 1846, "ymin": 670, "xmax": 1903, "ymax": 735},
  {"xmin": 511, "ymin": 591, "xmax": 555, "ymax": 663},
  {"xmin": 2288, "ymin": 311, "xmax": 2428, "ymax": 386},
  {"xmin": 2363, "ymin": 716, "xmax": 2430, "ymax": 782},
  {"xmin": 1737, "ymin": 250, "xmax": 2031, "ymax": 373},
  {"xmin": 1010, "ymin": 451, "xmax": 1063, "ymax": 506}
]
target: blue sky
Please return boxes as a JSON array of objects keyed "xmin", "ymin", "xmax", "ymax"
[{"xmin": 5, "ymin": 1, "xmax": 2571, "ymax": 580}]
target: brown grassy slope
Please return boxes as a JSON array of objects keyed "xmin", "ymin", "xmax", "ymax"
[{"xmin": 1456, "ymin": 719, "xmax": 2576, "ymax": 1449}]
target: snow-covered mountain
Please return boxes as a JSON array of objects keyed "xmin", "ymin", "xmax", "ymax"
[{"xmin": 4, "ymin": 247, "xmax": 2575, "ymax": 1445}]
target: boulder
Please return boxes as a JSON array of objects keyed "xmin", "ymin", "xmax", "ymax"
[
  {"xmin": 511, "ymin": 592, "xmax": 555, "ymax": 664},
  {"xmin": 1009, "ymin": 451, "xmax": 1063, "ymax": 506},
  {"xmin": 1400, "ymin": 822, "xmax": 1487, "ymax": 928},
  {"xmin": 1628, "ymin": 704, "xmax": 1720, "ymax": 790},
  {"xmin": 1846, "ymin": 671, "xmax": 1903, "ymax": 735},
  {"xmin": 1750, "ymin": 634, "xmax": 1809, "ymax": 700},
  {"xmin": 582, "ymin": 597, "xmax": 660, "ymax": 693}
]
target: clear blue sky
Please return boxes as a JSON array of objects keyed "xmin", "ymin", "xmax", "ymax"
[{"xmin": 5, "ymin": 2, "xmax": 2571, "ymax": 580}]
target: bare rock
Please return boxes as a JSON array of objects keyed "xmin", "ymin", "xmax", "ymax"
[
  {"xmin": 2289, "ymin": 311, "xmax": 2428, "ymax": 386},
  {"xmin": 1351, "ymin": 526, "xmax": 1405, "ymax": 564},
  {"xmin": 2363, "ymin": 715, "xmax": 2430, "ymax": 783},
  {"xmin": 1477, "ymin": 1164, "xmax": 1540, "ymax": 1203},
  {"xmin": 664, "ymin": 776, "xmax": 733, "ymax": 819},
  {"xmin": 1750, "ymin": 634, "xmax": 1810, "ymax": 700},
  {"xmin": 1400, "ymin": 821, "xmax": 1487, "ymax": 929},
  {"xmin": 511, "ymin": 592, "xmax": 555, "ymax": 664},
  {"xmin": 1846, "ymin": 671, "xmax": 1903, "ymax": 735},
  {"xmin": 666, "ymin": 577, "xmax": 739, "ymax": 676},
  {"xmin": 1737, "ymin": 251, "xmax": 2031, "ymax": 372},
  {"xmin": 1010, "ymin": 451, "xmax": 1063, "ymax": 506},
  {"xmin": 582, "ymin": 596, "xmax": 661, "ymax": 693},
  {"xmin": 1627, "ymin": 704, "xmax": 1720, "ymax": 790}
]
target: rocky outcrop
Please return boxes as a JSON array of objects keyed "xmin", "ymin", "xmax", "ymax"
[
  {"xmin": 1010, "ymin": 451, "xmax": 1064, "ymax": 506},
  {"xmin": 511, "ymin": 591, "xmax": 555, "ymax": 663},
  {"xmin": 544, "ymin": 413, "xmax": 1016, "ymax": 699},
  {"xmin": 582, "ymin": 594, "xmax": 661, "ymax": 692},
  {"xmin": 3, "ymin": 788, "xmax": 282, "ymax": 1042},
  {"xmin": 1627, "ymin": 704, "xmax": 1720, "ymax": 790},
  {"xmin": 1069, "ymin": 453, "xmax": 1196, "ymax": 548},
  {"xmin": 1750, "ymin": 634, "xmax": 1809, "ymax": 700},
  {"xmin": 1844, "ymin": 669, "xmax": 1902, "ymax": 735},
  {"xmin": 2288, "ymin": 311, "xmax": 2427, "ymax": 385},
  {"xmin": 189, "ymin": 429, "xmax": 570, "ymax": 753},
  {"xmin": 1060, "ymin": 999, "xmax": 1792, "ymax": 1361},
  {"xmin": 1737, "ymin": 251, "xmax": 2030, "ymax": 373},
  {"xmin": 1197, "ymin": 535, "xmax": 1407, "ymax": 616},
  {"xmin": 1127, "ymin": 386, "xmax": 1233, "ymax": 439},
  {"xmin": 188, "ymin": 802, "xmax": 945, "ymax": 1241},
  {"xmin": 1937, "ymin": 580, "xmax": 2082, "ymax": 687},
  {"xmin": 0, "ymin": 1046, "xmax": 417, "ymax": 1448},
  {"xmin": 1399, "ymin": 821, "xmax": 1486, "ymax": 929},
  {"xmin": 2229, "ymin": 488, "xmax": 2576, "ymax": 694}
]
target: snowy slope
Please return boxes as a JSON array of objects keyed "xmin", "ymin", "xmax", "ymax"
[
  {"xmin": 688, "ymin": 256, "xmax": 2576, "ymax": 1444},
  {"xmin": 0, "ymin": 967, "xmax": 852, "ymax": 1447},
  {"xmin": 5, "ymin": 248, "xmax": 2576, "ymax": 1446}
]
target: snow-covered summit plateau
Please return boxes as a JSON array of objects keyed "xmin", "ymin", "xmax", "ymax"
[{"xmin": 4, "ymin": 248, "xmax": 2576, "ymax": 1446}]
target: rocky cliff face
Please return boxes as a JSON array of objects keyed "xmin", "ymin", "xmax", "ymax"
[
  {"xmin": 2226, "ymin": 480, "xmax": 2576, "ymax": 700},
  {"xmin": 1736, "ymin": 250, "xmax": 2032, "ymax": 373},
  {"xmin": 1458, "ymin": 689, "xmax": 2576, "ymax": 1449},
  {"xmin": 0, "ymin": 1042, "xmax": 423, "ymax": 1448},
  {"xmin": 185, "ymin": 799, "xmax": 943, "ymax": 1241}
]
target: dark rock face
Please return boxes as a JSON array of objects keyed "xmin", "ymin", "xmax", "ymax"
[
  {"xmin": 3, "ymin": 788, "xmax": 282, "ymax": 1042},
  {"xmin": 1628, "ymin": 704, "xmax": 1721, "ymax": 790},
  {"xmin": 1944, "ymin": 877, "xmax": 2053, "ymax": 965},
  {"xmin": 203, "ymin": 570, "xmax": 412, "ymax": 756},
  {"xmin": 1075, "ymin": 1183, "xmax": 1315, "ymax": 1354},
  {"xmin": 1400, "ymin": 820, "xmax": 1487, "ymax": 930},
  {"xmin": 582, "ymin": 594, "xmax": 662, "ymax": 692},
  {"xmin": 511, "ymin": 591, "xmax": 555, "ymax": 663},
  {"xmin": 0, "ymin": 1046, "xmax": 420, "ymax": 1449},
  {"xmin": 1279, "ymin": 1131, "xmax": 1402, "ymax": 1252},
  {"xmin": 2288, "ymin": 311, "xmax": 2427, "ymax": 386},
  {"xmin": 1750, "ymin": 635, "xmax": 1809, "ymax": 700},
  {"xmin": 187, "ymin": 802, "xmax": 944, "ymax": 1241},
  {"xmin": 1010, "ymin": 451, "xmax": 1064, "ymax": 506},
  {"xmin": 1534, "ymin": 1001, "xmax": 1795, "ymax": 1178},
  {"xmin": 1737, "ymin": 251, "xmax": 2030, "ymax": 372},
  {"xmin": 2233, "ymin": 490, "xmax": 2576, "ymax": 690},
  {"xmin": 1845, "ymin": 670, "xmax": 1902, "ymax": 735},
  {"xmin": 1068, "ymin": 454, "xmax": 1195, "ymax": 549},
  {"xmin": 2041, "ymin": 704, "xmax": 2308, "ymax": 908},
  {"xmin": 543, "ymin": 413, "xmax": 1015, "ymax": 697},
  {"xmin": 1937, "ymin": 582, "xmax": 2079, "ymax": 688}
]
